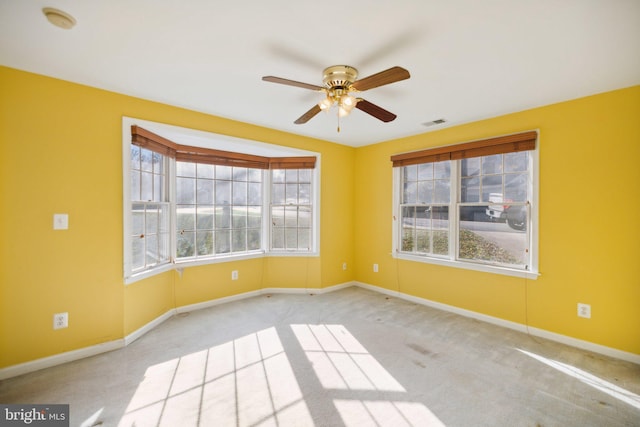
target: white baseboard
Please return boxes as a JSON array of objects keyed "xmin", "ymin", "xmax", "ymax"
[
  {"xmin": 176, "ymin": 290, "xmax": 262, "ymax": 314},
  {"xmin": 354, "ymin": 281, "xmax": 640, "ymax": 365},
  {"xmin": 124, "ymin": 309, "xmax": 175, "ymax": 346},
  {"xmin": 4, "ymin": 280, "xmax": 635, "ymax": 381},
  {"xmin": 0, "ymin": 340, "xmax": 124, "ymax": 381}
]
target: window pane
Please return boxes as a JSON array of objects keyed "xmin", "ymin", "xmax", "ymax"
[
  {"xmin": 145, "ymin": 234, "xmax": 159, "ymax": 265},
  {"xmin": 417, "ymin": 163, "xmax": 433, "ymax": 180},
  {"xmin": 401, "ymin": 206, "xmax": 416, "ymax": 226},
  {"xmin": 248, "ymin": 206, "xmax": 261, "ymax": 228},
  {"xmin": 197, "ymin": 179, "xmax": 214, "ymax": 205},
  {"xmin": 216, "ymin": 165, "xmax": 232, "ymax": 180},
  {"xmin": 433, "ymin": 230, "xmax": 449, "ymax": 255},
  {"xmin": 146, "ymin": 206, "xmax": 158, "ymax": 234},
  {"xmin": 197, "ymin": 163, "xmax": 214, "ymax": 179},
  {"xmin": 298, "ymin": 206, "xmax": 311, "ymax": 227},
  {"xmin": 481, "ymin": 175, "xmax": 503, "ymax": 202},
  {"xmin": 177, "ymin": 177, "xmax": 195, "ymax": 204},
  {"xmin": 272, "ymin": 183, "xmax": 285, "ymax": 204},
  {"xmin": 232, "ymin": 206, "xmax": 247, "ymax": 228},
  {"xmin": 285, "ymin": 184, "xmax": 298, "ymax": 204},
  {"xmin": 285, "ymin": 169, "xmax": 298, "ymax": 183},
  {"xmin": 482, "ymin": 154, "xmax": 503, "ymax": 175},
  {"xmin": 159, "ymin": 231, "xmax": 170, "ymax": 261},
  {"xmin": 434, "ymin": 180, "xmax": 450, "ymax": 203},
  {"xmin": 196, "ymin": 231, "xmax": 213, "ymax": 256},
  {"xmin": 232, "ymin": 181, "xmax": 247, "ymax": 205},
  {"xmin": 131, "ymin": 146, "xmax": 141, "ymax": 169},
  {"xmin": 504, "ymin": 173, "xmax": 528, "ymax": 202},
  {"xmin": 461, "ymin": 176, "xmax": 479, "ymax": 203},
  {"xmin": 132, "ymin": 204, "xmax": 144, "ymax": 235},
  {"xmin": 299, "ymin": 184, "xmax": 311, "ymax": 204},
  {"xmin": 401, "ymin": 227, "xmax": 415, "ymax": 252},
  {"xmin": 197, "ymin": 206, "xmax": 214, "ymax": 230},
  {"xmin": 132, "ymin": 237, "xmax": 144, "ymax": 270},
  {"xmin": 272, "ymin": 227, "xmax": 284, "ymax": 249},
  {"xmin": 417, "ymin": 181, "xmax": 433, "ymax": 204},
  {"xmin": 248, "ymin": 229, "xmax": 261, "ymax": 250},
  {"xmin": 271, "ymin": 206, "xmax": 284, "ymax": 227},
  {"xmin": 131, "ymin": 171, "xmax": 141, "ymax": 201},
  {"xmin": 232, "ymin": 229, "xmax": 247, "ymax": 252},
  {"xmin": 403, "ymin": 165, "xmax": 417, "ymax": 182},
  {"xmin": 298, "ymin": 228, "xmax": 310, "ymax": 250},
  {"xmin": 416, "ymin": 206, "xmax": 431, "ymax": 229},
  {"xmin": 272, "ymin": 169, "xmax": 285, "ymax": 183},
  {"xmin": 215, "ymin": 230, "xmax": 231, "ymax": 253},
  {"xmin": 141, "ymin": 148, "xmax": 153, "ymax": 172},
  {"xmin": 215, "ymin": 180, "xmax": 231, "ymax": 205},
  {"xmin": 233, "ymin": 167, "xmax": 248, "ymax": 181},
  {"xmin": 177, "ymin": 162, "xmax": 196, "ymax": 177},
  {"xmin": 504, "ymin": 151, "xmax": 528, "ymax": 173},
  {"xmin": 153, "ymin": 173, "xmax": 163, "ymax": 202},
  {"xmin": 285, "ymin": 228, "xmax": 297, "ymax": 249},
  {"xmin": 403, "ymin": 182, "xmax": 417, "ymax": 204},
  {"xmin": 215, "ymin": 206, "xmax": 231, "ymax": 229},
  {"xmin": 141, "ymin": 172, "xmax": 153, "ymax": 201},
  {"xmin": 284, "ymin": 206, "xmax": 298, "ymax": 227},
  {"xmin": 434, "ymin": 161, "xmax": 450, "ymax": 179},
  {"xmin": 298, "ymin": 169, "xmax": 311, "ymax": 183},
  {"xmin": 176, "ymin": 207, "xmax": 195, "ymax": 231},
  {"xmin": 416, "ymin": 229, "xmax": 429, "ymax": 253},
  {"xmin": 248, "ymin": 168, "xmax": 262, "ymax": 182},
  {"xmin": 152, "ymin": 152, "xmax": 163, "ymax": 174},
  {"xmin": 177, "ymin": 231, "xmax": 195, "ymax": 258},
  {"xmin": 461, "ymin": 158, "xmax": 480, "ymax": 177},
  {"xmin": 248, "ymin": 182, "xmax": 262, "ymax": 205}
]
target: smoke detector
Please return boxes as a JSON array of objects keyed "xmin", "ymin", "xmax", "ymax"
[{"xmin": 42, "ymin": 7, "xmax": 76, "ymax": 29}]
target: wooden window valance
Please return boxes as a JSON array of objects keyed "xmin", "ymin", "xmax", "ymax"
[
  {"xmin": 390, "ymin": 131, "xmax": 537, "ymax": 167},
  {"xmin": 131, "ymin": 126, "xmax": 316, "ymax": 169}
]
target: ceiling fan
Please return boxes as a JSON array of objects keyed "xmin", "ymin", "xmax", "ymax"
[{"xmin": 262, "ymin": 65, "xmax": 410, "ymax": 131}]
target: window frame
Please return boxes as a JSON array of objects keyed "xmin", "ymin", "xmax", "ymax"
[
  {"xmin": 392, "ymin": 131, "xmax": 539, "ymax": 279},
  {"xmin": 123, "ymin": 117, "xmax": 320, "ymax": 284}
]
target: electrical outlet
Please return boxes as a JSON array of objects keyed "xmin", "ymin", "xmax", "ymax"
[
  {"xmin": 373, "ymin": 263, "xmax": 379, "ymax": 273},
  {"xmin": 53, "ymin": 213, "xmax": 69, "ymax": 230},
  {"xmin": 342, "ymin": 262, "xmax": 347, "ymax": 271},
  {"xmin": 53, "ymin": 312, "xmax": 68, "ymax": 329},
  {"xmin": 231, "ymin": 270, "xmax": 238, "ymax": 280},
  {"xmin": 577, "ymin": 303, "xmax": 591, "ymax": 319}
]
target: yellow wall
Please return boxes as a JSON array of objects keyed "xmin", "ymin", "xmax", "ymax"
[
  {"xmin": 0, "ymin": 66, "xmax": 355, "ymax": 367},
  {"xmin": 354, "ymin": 85, "xmax": 640, "ymax": 354},
  {"xmin": 1, "ymin": 65, "xmax": 637, "ymax": 369}
]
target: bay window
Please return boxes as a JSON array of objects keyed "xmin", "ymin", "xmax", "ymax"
[{"xmin": 123, "ymin": 121, "xmax": 318, "ymax": 283}]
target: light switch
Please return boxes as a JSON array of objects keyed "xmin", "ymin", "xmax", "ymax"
[{"xmin": 53, "ymin": 213, "xmax": 69, "ymax": 230}]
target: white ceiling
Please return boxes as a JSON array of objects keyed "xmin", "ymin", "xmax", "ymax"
[{"xmin": 1, "ymin": 1, "xmax": 639, "ymax": 147}]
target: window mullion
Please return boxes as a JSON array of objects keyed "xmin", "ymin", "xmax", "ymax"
[
  {"xmin": 450, "ymin": 160, "xmax": 459, "ymax": 261},
  {"xmin": 168, "ymin": 156, "xmax": 177, "ymax": 263}
]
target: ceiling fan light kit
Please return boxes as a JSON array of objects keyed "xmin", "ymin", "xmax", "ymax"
[{"xmin": 262, "ymin": 65, "xmax": 410, "ymax": 132}]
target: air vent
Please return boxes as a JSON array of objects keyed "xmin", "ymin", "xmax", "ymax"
[{"xmin": 422, "ymin": 118, "xmax": 447, "ymax": 127}]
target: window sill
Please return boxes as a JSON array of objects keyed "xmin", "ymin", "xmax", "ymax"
[
  {"xmin": 125, "ymin": 250, "xmax": 319, "ymax": 284},
  {"xmin": 125, "ymin": 262, "xmax": 174, "ymax": 285},
  {"xmin": 393, "ymin": 252, "xmax": 540, "ymax": 280}
]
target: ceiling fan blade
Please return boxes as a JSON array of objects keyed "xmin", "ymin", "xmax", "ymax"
[
  {"xmin": 262, "ymin": 76, "xmax": 324, "ymax": 91},
  {"xmin": 355, "ymin": 99, "xmax": 397, "ymax": 122},
  {"xmin": 294, "ymin": 104, "xmax": 322, "ymax": 124},
  {"xmin": 350, "ymin": 66, "xmax": 410, "ymax": 91}
]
